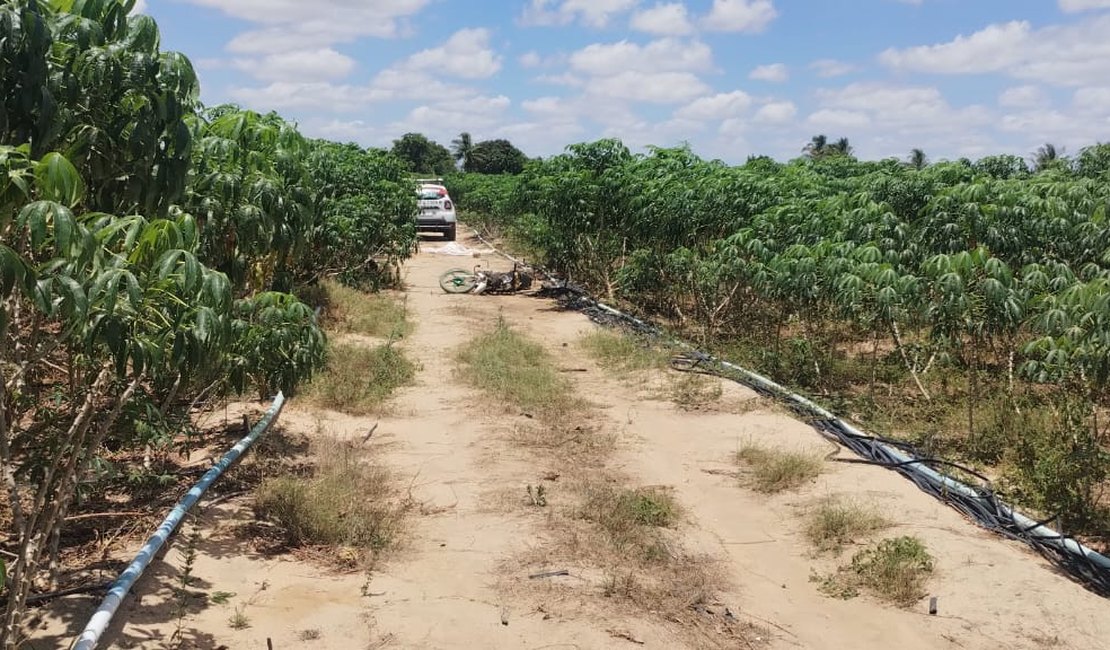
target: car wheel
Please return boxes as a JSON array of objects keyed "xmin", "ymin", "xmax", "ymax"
[{"xmin": 445, "ymin": 224, "xmax": 457, "ymax": 241}]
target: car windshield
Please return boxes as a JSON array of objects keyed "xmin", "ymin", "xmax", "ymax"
[{"xmin": 417, "ymin": 189, "xmax": 443, "ymax": 199}]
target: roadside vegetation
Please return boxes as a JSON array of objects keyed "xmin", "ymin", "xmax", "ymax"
[
  {"xmin": 0, "ymin": 1, "xmax": 418, "ymax": 643},
  {"xmin": 305, "ymin": 287, "xmax": 417, "ymax": 415},
  {"xmin": 315, "ymin": 279, "xmax": 412, "ymax": 340},
  {"xmin": 305, "ymin": 343, "xmax": 417, "ymax": 416},
  {"xmin": 457, "ymin": 318, "xmax": 752, "ymax": 646},
  {"xmin": 814, "ymin": 536, "xmax": 935, "ymax": 607},
  {"xmin": 456, "ymin": 315, "xmax": 581, "ymax": 418},
  {"xmin": 255, "ymin": 435, "xmax": 408, "ymax": 569},
  {"xmin": 803, "ymin": 498, "xmax": 892, "ymax": 554},
  {"xmin": 449, "ymin": 138, "xmax": 1110, "ymax": 543},
  {"xmin": 581, "ymin": 328, "xmax": 725, "ymax": 409},
  {"xmin": 736, "ymin": 444, "xmax": 825, "ymax": 494}
]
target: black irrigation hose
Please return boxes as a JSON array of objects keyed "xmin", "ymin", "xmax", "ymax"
[
  {"xmin": 570, "ymin": 291, "xmax": 1110, "ymax": 597},
  {"xmin": 477, "ymin": 232, "xmax": 1110, "ymax": 597}
]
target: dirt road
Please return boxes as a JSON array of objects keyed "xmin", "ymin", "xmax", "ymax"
[{"xmin": 42, "ymin": 230, "xmax": 1110, "ymax": 649}]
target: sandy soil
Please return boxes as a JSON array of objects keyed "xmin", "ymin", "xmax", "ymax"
[{"xmin": 32, "ymin": 229, "xmax": 1110, "ymax": 649}]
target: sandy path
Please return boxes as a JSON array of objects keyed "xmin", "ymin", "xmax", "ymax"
[{"xmin": 35, "ymin": 229, "xmax": 1110, "ymax": 649}]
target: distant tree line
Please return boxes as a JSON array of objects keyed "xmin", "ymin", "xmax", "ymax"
[{"xmin": 389, "ymin": 132, "xmax": 528, "ymax": 175}]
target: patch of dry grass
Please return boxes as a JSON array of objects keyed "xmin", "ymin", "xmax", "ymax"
[
  {"xmin": 736, "ymin": 443, "xmax": 824, "ymax": 493},
  {"xmin": 254, "ymin": 436, "xmax": 408, "ymax": 568},
  {"xmin": 668, "ymin": 373, "xmax": 724, "ymax": 410},
  {"xmin": 580, "ymin": 329, "xmax": 670, "ymax": 372},
  {"xmin": 305, "ymin": 342, "xmax": 417, "ymax": 415},
  {"xmin": 803, "ymin": 497, "xmax": 892, "ymax": 554},
  {"xmin": 472, "ymin": 322, "xmax": 756, "ymax": 647},
  {"xmin": 318, "ymin": 279, "xmax": 411, "ymax": 339},
  {"xmin": 456, "ymin": 316, "xmax": 584, "ymax": 420}
]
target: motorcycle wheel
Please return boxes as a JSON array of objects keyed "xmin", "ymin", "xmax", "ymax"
[{"xmin": 440, "ymin": 269, "xmax": 478, "ymax": 293}]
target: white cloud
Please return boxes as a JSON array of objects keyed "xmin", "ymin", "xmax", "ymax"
[
  {"xmin": 810, "ymin": 59, "xmax": 855, "ymax": 78},
  {"xmin": 401, "ymin": 95, "xmax": 512, "ymax": 131},
  {"xmin": 131, "ymin": 0, "xmax": 147, "ymax": 13},
  {"xmin": 569, "ymin": 38, "xmax": 713, "ymax": 75},
  {"xmin": 536, "ymin": 72, "xmax": 585, "ymax": 86},
  {"xmin": 879, "ymin": 21, "xmax": 1029, "ymax": 74},
  {"xmin": 816, "ymin": 82, "xmax": 992, "ymax": 132},
  {"xmin": 398, "ymin": 28, "xmax": 501, "ymax": 79},
  {"xmin": 228, "ymin": 70, "xmax": 478, "ymax": 113},
  {"xmin": 520, "ymin": 51, "xmax": 543, "ymax": 68},
  {"xmin": 998, "ymin": 85, "xmax": 1048, "ymax": 108},
  {"xmin": 701, "ymin": 0, "xmax": 777, "ymax": 33},
  {"xmin": 880, "ymin": 16, "xmax": 1110, "ymax": 86},
  {"xmin": 1059, "ymin": 0, "xmax": 1110, "ymax": 12},
  {"xmin": 1073, "ymin": 86, "xmax": 1110, "ymax": 110},
  {"xmin": 234, "ymin": 48, "xmax": 355, "ymax": 82},
  {"xmin": 520, "ymin": 0, "xmax": 639, "ymax": 28},
  {"xmin": 183, "ymin": 0, "xmax": 433, "ymax": 53},
  {"xmin": 749, "ymin": 63, "xmax": 788, "ymax": 82},
  {"xmin": 630, "ymin": 3, "xmax": 695, "ymax": 35},
  {"xmin": 807, "ymin": 109, "xmax": 871, "ymax": 129},
  {"xmin": 753, "ymin": 101, "xmax": 797, "ymax": 124},
  {"xmin": 585, "ymin": 70, "xmax": 709, "ymax": 103},
  {"xmin": 230, "ymin": 82, "xmax": 387, "ymax": 112},
  {"xmin": 675, "ymin": 90, "xmax": 753, "ymax": 120}
]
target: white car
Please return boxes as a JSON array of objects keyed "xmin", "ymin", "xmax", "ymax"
[{"xmin": 416, "ymin": 184, "xmax": 457, "ymax": 241}]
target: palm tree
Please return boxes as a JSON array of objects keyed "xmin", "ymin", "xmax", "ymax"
[
  {"xmin": 908, "ymin": 148, "xmax": 928, "ymax": 170},
  {"xmin": 1034, "ymin": 142, "xmax": 1061, "ymax": 171},
  {"xmin": 451, "ymin": 132, "xmax": 474, "ymax": 172},
  {"xmin": 828, "ymin": 137, "xmax": 854, "ymax": 157},
  {"xmin": 803, "ymin": 134, "xmax": 828, "ymax": 159}
]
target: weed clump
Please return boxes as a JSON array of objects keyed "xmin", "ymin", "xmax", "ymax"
[
  {"xmin": 803, "ymin": 498, "xmax": 891, "ymax": 554},
  {"xmin": 306, "ymin": 342, "xmax": 416, "ymax": 415},
  {"xmin": 815, "ymin": 536, "xmax": 934, "ymax": 607},
  {"xmin": 736, "ymin": 444, "xmax": 824, "ymax": 493},
  {"xmin": 317, "ymin": 279, "xmax": 411, "ymax": 339},
  {"xmin": 456, "ymin": 316, "xmax": 581, "ymax": 419},
  {"xmin": 580, "ymin": 330, "xmax": 669, "ymax": 372},
  {"xmin": 255, "ymin": 437, "xmax": 406, "ymax": 564}
]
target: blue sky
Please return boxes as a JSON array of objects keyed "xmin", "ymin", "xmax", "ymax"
[{"xmin": 137, "ymin": 0, "xmax": 1110, "ymax": 163}]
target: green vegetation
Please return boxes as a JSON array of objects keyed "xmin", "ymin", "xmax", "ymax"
[
  {"xmin": 456, "ymin": 316, "xmax": 581, "ymax": 418},
  {"xmin": 578, "ymin": 484, "xmax": 680, "ymax": 561},
  {"xmin": 391, "ymin": 132, "xmax": 454, "ymax": 176},
  {"xmin": 0, "ymin": 1, "xmax": 417, "ymax": 642},
  {"xmin": 306, "ymin": 343, "xmax": 416, "ymax": 416},
  {"xmin": 736, "ymin": 444, "xmax": 825, "ymax": 493},
  {"xmin": 581, "ymin": 330, "xmax": 670, "ymax": 372},
  {"xmin": 448, "ymin": 137, "xmax": 1110, "ymax": 539},
  {"xmin": 803, "ymin": 498, "xmax": 892, "ymax": 554},
  {"xmin": 816, "ymin": 536, "xmax": 934, "ymax": 607},
  {"xmin": 228, "ymin": 607, "xmax": 251, "ymax": 630},
  {"xmin": 319, "ymin": 279, "xmax": 412, "ymax": 339},
  {"xmin": 255, "ymin": 437, "xmax": 406, "ymax": 563}
]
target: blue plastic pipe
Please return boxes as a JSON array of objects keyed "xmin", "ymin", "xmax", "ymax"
[{"xmin": 73, "ymin": 392, "xmax": 286, "ymax": 650}]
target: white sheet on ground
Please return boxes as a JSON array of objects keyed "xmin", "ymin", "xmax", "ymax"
[{"xmin": 425, "ymin": 242, "xmax": 494, "ymax": 256}]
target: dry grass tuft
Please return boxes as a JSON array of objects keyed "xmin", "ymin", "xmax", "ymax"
[
  {"xmin": 577, "ymin": 484, "xmax": 680, "ymax": 562},
  {"xmin": 668, "ymin": 373, "xmax": 724, "ymax": 410},
  {"xmin": 580, "ymin": 329, "xmax": 670, "ymax": 373},
  {"xmin": 318, "ymin": 279, "xmax": 411, "ymax": 339},
  {"xmin": 803, "ymin": 497, "xmax": 892, "ymax": 554},
  {"xmin": 254, "ymin": 436, "xmax": 407, "ymax": 568},
  {"xmin": 736, "ymin": 443, "xmax": 824, "ymax": 493},
  {"xmin": 456, "ymin": 316, "xmax": 584, "ymax": 420},
  {"xmin": 305, "ymin": 343, "xmax": 416, "ymax": 415}
]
